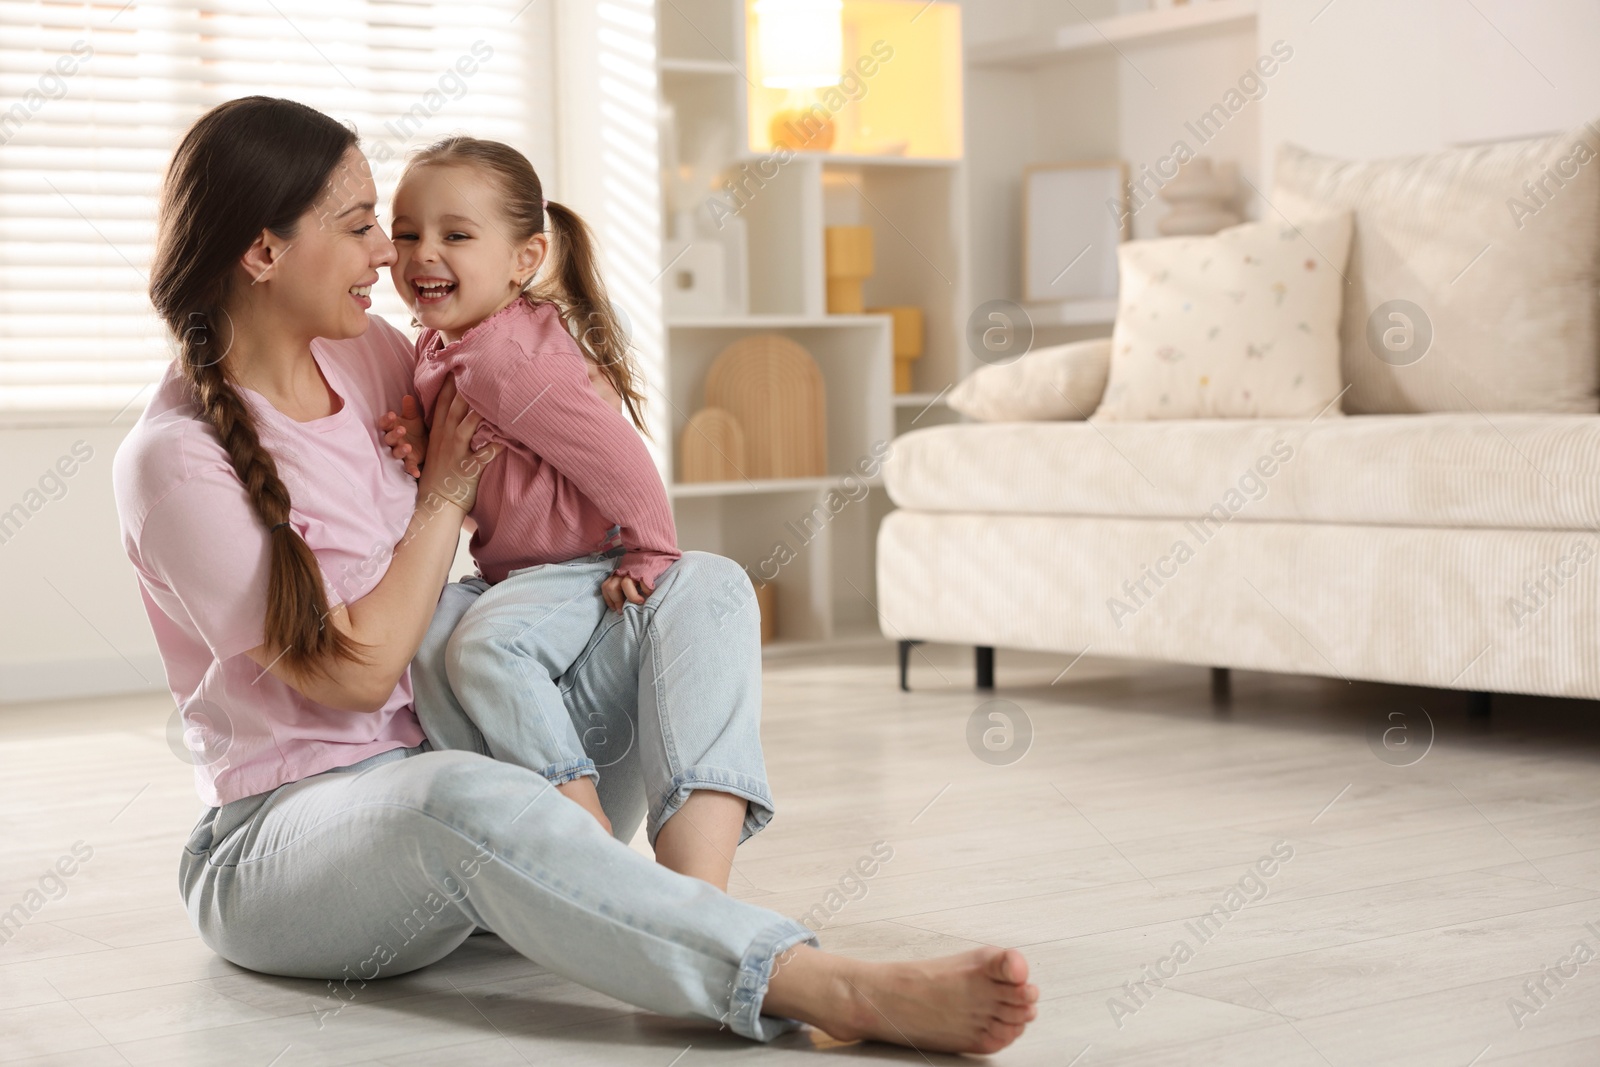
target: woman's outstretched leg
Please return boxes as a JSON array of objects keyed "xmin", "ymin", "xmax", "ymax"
[
  {"xmin": 181, "ymin": 745, "xmax": 1037, "ymax": 1052},
  {"xmin": 182, "ymin": 746, "xmax": 816, "ymax": 1042}
]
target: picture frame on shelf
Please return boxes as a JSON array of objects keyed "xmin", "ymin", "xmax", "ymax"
[{"xmin": 1022, "ymin": 160, "xmax": 1128, "ymax": 305}]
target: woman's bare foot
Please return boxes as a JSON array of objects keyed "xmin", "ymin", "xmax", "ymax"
[
  {"xmin": 554, "ymin": 778, "xmax": 611, "ymax": 835},
  {"xmin": 764, "ymin": 944, "xmax": 1039, "ymax": 1055}
]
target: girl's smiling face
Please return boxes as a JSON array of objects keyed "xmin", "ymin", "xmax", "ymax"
[{"xmin": 389, "ymin": 163, "xmax": 547, "ymax": 343}]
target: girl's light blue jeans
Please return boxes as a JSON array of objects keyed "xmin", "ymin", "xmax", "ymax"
[
  {"xmin": 178, "ymin": 552, "xmax": 814, "ymax": 1042},
  {"xmin": 415, "ymin": 550, "xmax": 776, "ymax": 847},
  {"xmin": 429, "ymin": 554, "xmax": 615, "ymax": 793}
]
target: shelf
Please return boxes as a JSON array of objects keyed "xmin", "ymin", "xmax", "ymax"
[
  {"xmin": 1027, "ymin": 298, "xmax": 1119, "ymax": 328},
  {"xmin": 741, "ymin": 151, "xmax": 961, "ymax": 169},
  {"xmin": 892, "ymin": 391, "xmax": 950, "ymax": 408},
  {"xmin": 671, "ymin": 475, "xmax": 884, "ymax": 499},
  {"xmin": 659, "ymin": 0, "xmax": 740, "ymax": 71},
  {"xmin": 968, "ymin": 0, "xmax": 1257, "ymax": 67},
  {"xmin": 659, "ymin": 57, "xmax": 741, "ymax": 75},
  {"xmin": 666, "ymin": 314, "xmax": 893, "ymax": 329}
]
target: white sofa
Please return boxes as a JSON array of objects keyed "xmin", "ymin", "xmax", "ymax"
[
  {"xmin": 876, "ymin": 128, "xmax": 1600, "ymax": 701},
  {"xmin": 877, "ymin": 414, "xmax": 1600, "ymax": 699}
]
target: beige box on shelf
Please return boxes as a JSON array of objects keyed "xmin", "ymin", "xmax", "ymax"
[
  {"xmin": 825, "ymin": 226, "xmax": 874, "ymax": 314},
  {"xmin": 868, "ymin": 305, "xmax": 924, "ymax": 393}
]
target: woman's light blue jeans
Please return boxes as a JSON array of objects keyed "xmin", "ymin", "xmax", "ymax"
[{"xmin": 178, "ymin": 551, "xmax": 814, "ymax": 1042}]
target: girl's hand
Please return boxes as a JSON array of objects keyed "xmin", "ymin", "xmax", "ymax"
[
  {"xmin": 378, "ymin": 394, "xmax": 428, "ymax": 478},
  {"xmin": 417, "ymin": 376, "xmax": 496, "ymax": 516},
  {"xmin": 601, "ymin": 573, "xmax": 652, "ymax": 612}
]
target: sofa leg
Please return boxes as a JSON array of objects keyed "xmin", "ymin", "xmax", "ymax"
[
  {"xmin": 1468, "ymin": 691, "xmax": 1491, "ymax": 719},
  {"xmin": 1211, "ymin": 667, "xmax": 1231, "ymax": 706},
  {"xmin": 976, "ymin": 646, "xmax": 995, "ymax": 691},
  {"xmin": 898, "ymin": 640, "xmax": 921, "ymax": 692}
]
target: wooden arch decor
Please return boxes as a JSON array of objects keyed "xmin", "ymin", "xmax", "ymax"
[
  {"xmin": 678, "ymin": 407, "xmax": 748, "ymax": 483},
  {"xmin": 704, "ymin": 334, "xmax": 827, "ymax": 479}
]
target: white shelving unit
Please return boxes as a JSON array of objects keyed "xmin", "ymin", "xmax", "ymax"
[
  {"xmin": 655, "ymin": 0, "xmax": 968, "ymax": 646},
  {"xmin": 892, "ymin": 391, "xmax": 948, "ymax": 408},
  {"xmin": 968, "ymin": 0, "xmax": 1258, "ymax": 67},
  {"xmin": 658, "ymin": 57, "xmax": 740, "ymax": 75}
]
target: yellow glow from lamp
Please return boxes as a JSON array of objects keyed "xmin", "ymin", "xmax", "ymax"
[{"xmin": 754, "ymin": 0, "xmax": 843, "ymax": 89}]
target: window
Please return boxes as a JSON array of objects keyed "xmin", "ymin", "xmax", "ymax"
[{"xmin": 0, "ymin": 0, "xmax": 550, "ymax": 418}]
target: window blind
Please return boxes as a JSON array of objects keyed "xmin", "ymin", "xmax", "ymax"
[{"xmin": 0, "ymin": 0, "xmax": 545, "ymax": 418}]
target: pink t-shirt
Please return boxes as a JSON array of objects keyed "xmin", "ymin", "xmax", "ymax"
[{"xmin": 113, "ymin": 315, "xmax": 427, "ymax": 807}]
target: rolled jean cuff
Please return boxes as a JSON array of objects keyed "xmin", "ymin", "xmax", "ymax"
[
  {"xmin": 648, "ymin": 766, "xmax": 776, "ymax": 848},
  {"xmin": 539, "ymin": 757, "xmax": 598, "ymax": 787},
  {"xmin": 726, "ymin": 917, "xmax": 821, "ymax": 1042}
]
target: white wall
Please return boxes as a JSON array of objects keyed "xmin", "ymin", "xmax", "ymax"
[
  {"xmin": 1259, "ymin": 0, "xmax": 1600, "ymax": 181},
  {"xmin": 962, "ymin": 0, "xmax": 1122, "ymax": 307},
  {"xmin": 0, "ymin": 422, "xmax": 160, "ymax": 702},
  {"xmin": 1117, "ymin": 27, "xmax": 1263, "ymax": 240}
]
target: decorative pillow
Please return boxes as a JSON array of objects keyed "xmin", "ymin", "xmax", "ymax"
[
  {"xmin": 947, "ymin": 338, "xmax": 1110, "ymax": 422},
  {"xmin": 1090, "ymin": 214, "xmax": 1353, "ymax": 421},
  {"xmin": 1272, "ymin": 123, "xmax": 1600, "ymax": 414}
]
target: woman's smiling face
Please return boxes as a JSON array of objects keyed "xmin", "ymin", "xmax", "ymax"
[
  {"xmin": 265, "ymin": 146, "xmax": 394, "ymax": 341},
  {"xmin": 389, "ymin": 163, "xmax": 546, "ymax": 342}
]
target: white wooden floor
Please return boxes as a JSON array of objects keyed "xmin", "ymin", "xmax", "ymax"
[{"xmin": 3, "ymin": 642, "xmax": 1599, "ymax": 1065}]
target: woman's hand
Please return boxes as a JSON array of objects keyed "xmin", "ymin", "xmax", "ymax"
[
  {"xmin": 378, "ymin": 394, "xmax": 428, "ymax": 478},
  {"xmin": 601, "ymin": 573, "xmax": 652, "ymax": 612},
  {"xmin": 417, "ymin": 375, "xmax": 496, "ymax": 517},
  {"xmin": 244, "ymin": 376, "xmax": 495, "ymax": 713}
]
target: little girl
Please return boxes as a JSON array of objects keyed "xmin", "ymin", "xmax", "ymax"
[{"xmin": 378, "ymin": 136, "xmax": 677, "ymax": 833}]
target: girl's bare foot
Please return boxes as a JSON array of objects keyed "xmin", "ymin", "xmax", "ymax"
[{"xmin": 765, "ymin": 944, "xmax": 1040, "ymax": 1055}]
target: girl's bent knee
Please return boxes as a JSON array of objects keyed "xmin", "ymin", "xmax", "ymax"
[{"xmin": 670, "ymin": 551, "xmax": 753, "ymax": 606}]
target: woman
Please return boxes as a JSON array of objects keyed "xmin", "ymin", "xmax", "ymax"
[{"xmin": 112, "ymin": 96, "xmax": 1038, "ymax": 1053}]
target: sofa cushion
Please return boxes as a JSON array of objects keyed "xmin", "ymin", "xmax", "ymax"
[
  {"xmin": 1272, "ymin": 122, "xmax": 1600, "ymax": 415},
  {"xmin": 883, "ymin": 415, "xmax": 1600, "ymax": 531},
  {"xmin": 947, "ymin": 338, "xmax": 1110, "ymax": 422},
  {"xmin": 1093, "ymin": 214, "xmax": 1353, "ymax": 421}
]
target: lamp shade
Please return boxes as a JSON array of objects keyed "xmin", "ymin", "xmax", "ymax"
[{"xmin": 754, "ymin": 0, "xmax": 843, "ymax": 89}]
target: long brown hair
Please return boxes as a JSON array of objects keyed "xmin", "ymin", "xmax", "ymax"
[
  {"xmin": 149, "ymin": 96, "xmax": 364, "ymax": 675},
  {"xmin": 403, "ymin": 136, "xmax": 647, "ymax": 431}
]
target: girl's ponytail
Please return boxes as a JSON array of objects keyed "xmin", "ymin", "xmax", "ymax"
[{"xmin": 542, "ymin": 199, "xmax": 647, "ymax": 432}]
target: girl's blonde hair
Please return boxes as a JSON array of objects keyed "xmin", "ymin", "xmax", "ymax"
[{"xmin": 403, "ymin": 136, "xmax": 647, "ymax": 432}]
